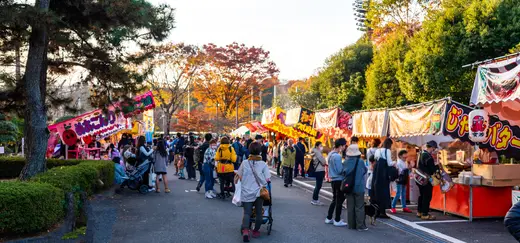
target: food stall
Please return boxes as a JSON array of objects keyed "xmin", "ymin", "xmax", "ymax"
[
  {"xmin": 435, "ymin": 99, "xmax": 520, "ymax": 220},
  {"xmin": 351, "ymin": 108, "xmax": 389, "ymax": 152},
  {"xmin": 47, "ymin": 91, "xmax": 156, "ymax": 159}
]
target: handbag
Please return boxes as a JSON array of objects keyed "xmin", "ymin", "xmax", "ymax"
[
  {"xmin": 341, "ymin": 158, "xmax": 359, "ymax": 194},
  {"xmin": 232, "ymin": 180, "xmax": 242, "ymax": 207},
  {"xmin": 249, "ymin": 160, "xmax": 270, "ymax": 201},
  {"xmin": 382, "ymin": 149, "xmax": 399, "ymax": 182}
]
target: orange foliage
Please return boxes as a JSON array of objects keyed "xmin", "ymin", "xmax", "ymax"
[{"xmin": 171, "ymin": 109, "xmax": 213, "ymax": 133}]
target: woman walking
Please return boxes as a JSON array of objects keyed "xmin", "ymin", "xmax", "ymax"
[
  {"xmin": 153, "ymin": 140, "xmax": 170, "ymax": 193},
  {"xmin": 281, "ymin": 138, "xmax": 296, "ymax": 187},
  {"xmin": 371, "ymin": 138, "xmax": 395, "ymax": 218},
  {"xmin": 237, "ymin": 141, "xmax": 271, "ymax": 242},
  {"xmin": 215, "ymin": 137, "xmax": 237, "ymax": 199},
  {"xmin": 311, "ymin": 141, "xmax": 327, "ymax": 206}
]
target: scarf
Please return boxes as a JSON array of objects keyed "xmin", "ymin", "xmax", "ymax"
[{"xmin": 248, "ymin": 155, "xmax": 262, "ymax": 161}]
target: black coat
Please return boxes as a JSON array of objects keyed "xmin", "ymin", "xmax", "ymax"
[
  {"xmin": 370, "ymin": 154, "xmax": 391, "ymax": 210},
  {"xmin": 505, "ymin": 201, "xmax": 520, "ymax": 241}
]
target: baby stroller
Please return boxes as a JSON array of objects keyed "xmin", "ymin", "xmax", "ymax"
[
  {"xmin": 241, "ymin": 181, "xmax": 273, "ymax": 235},
  {"xmin": 123, "ymin": 159, "xmax": 153, "ymax": 194}
]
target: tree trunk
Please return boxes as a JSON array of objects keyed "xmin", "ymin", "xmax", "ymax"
[
  {"xmin": 165, "ymin": 113, "xmax": 172, "ymax": 136},
  {"xmin": 19, "ymin": 0, "xmax": 51, "ymax": 180},
  {"xmin": 15, "ymin": 43, "xmax": 21, "ymax": 81}
]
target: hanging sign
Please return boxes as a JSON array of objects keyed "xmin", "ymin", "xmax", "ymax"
[
  {"xmin": 443, "ymin": 101, "xmax": 520, "ymax": 159},
  {"xmin": 352, "ymin": 110, "xmax": 389, "ymax": 137},
  {"xmin": 121, "ymin": 91, "xmax": 156, "ymax": 118},
  {"xmin": 388, "ymin": 100, "xmax": 446, "ymax": 137}
]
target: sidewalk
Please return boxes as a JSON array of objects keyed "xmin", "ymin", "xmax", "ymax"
[{"xmin": 269, "ymin": 169, "xmax": 516, "ymax": 243}]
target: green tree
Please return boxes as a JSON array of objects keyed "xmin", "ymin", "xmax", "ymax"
[
  {"xmin": 363, "ymin": 31, "xmax": 410, "ymax": 109},
  {"xmin": 398, "ymin": 0, "xmax": 520, "ymax": 103},
  {"xmin": 0, "ymin": 0, "xmax": 175, "ymax": 179},
  {"xmin": 291, "ymin": 39, "xmax": 373, "ymax": 112},
  {"xmin": 0, "ymin": 113, "xmax": 18, "ymax": 146}
]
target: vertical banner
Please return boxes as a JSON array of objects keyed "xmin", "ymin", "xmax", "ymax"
[{"xmin": 143, "ymin": 109, "xmax": 154, "ymax": 143}]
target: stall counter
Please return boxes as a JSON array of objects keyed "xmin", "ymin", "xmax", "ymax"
[{"xmin": 430, "ymin": 183, "xmax": 512, "ymax": 220}]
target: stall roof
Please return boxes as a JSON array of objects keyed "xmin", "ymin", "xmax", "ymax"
[{"xmin": 470, "ymin": 56, "xmax": 520, "ymax": 126}]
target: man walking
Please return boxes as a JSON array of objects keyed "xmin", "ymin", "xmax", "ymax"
[
  {"xmin": 232, "ymin": 137, "xmax": 244, "ymax": 170},
  {"xmin": 417, "ymin": 140, "xmax": 438, "ymax": 220},
  {"xmin": 294, "ymin": 137, "xmax": 307, "ymax": 178},
  {"xmin": 196, "ymin": 133, "xmax": 212, "ymax": 192}
]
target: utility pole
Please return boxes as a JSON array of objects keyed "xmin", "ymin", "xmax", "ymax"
[
  {"xmin": 216, "ymin": 103, "xmax": 219, "ymax": 132},
  {"xmin": 259, "ymin": 90, "xmax": 263, "ymax": 114},
  {"xmin": 250, "ymin": 88, "xmax": 254, "ymax": 121},
  {"xmin": 187, "ymin": 85, "xmax": 191, "ymax": 119},
  {"xmin": 235, "ymin": 97, "xmax": 239, "ymax": 129}
]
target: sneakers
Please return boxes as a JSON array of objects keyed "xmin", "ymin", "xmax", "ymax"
[
  {"xmin": 196, "ymin": 185, "xmax": 201, "ymax": 192},
  {"xmin": 284, "ymin": 184, "xmax": 288, "ymax": 187},
  {"xmin": 205, "ymin": 191, "xmax": 214, "ymax": 199},
  {"xmin": 390, "ymin": 208, "xmax": 397, "ymax": 214},
  {"xmin": 403, "ymin": 208, "xmax": 413, "ymax": 213},
  {"xmin": 325, "ymin": 218, "xmax": 333, "ymax": 224},
  {"xmin": 333, "ymin": 219, "xmax": 348, "ymax": 227},
  {"xmin": 421, "ymin": 214, "xmax": 436, "ymax": 220},
  {"xmin": 251, "ymin": 230, "xmax": 260, "ymax": 238},
  {"xmin": 209, "ymin": 190, "xmax": 217, "ymax": 198},
  {"xmin": 357, "ymin": 226, "xmax": 369, "ymax": 231},
  {"xmin": 242, "ymin": 229, "xmax": 250, "ymax": 242},
  {"xmin": 416, "ymin": 212, "xmax": 422, "ymax": 218},
  {"xmin": 311, "ymin": 200, "xmax": 325, "ymax": 206}
]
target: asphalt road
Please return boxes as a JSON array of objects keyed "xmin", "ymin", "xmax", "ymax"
[{"xmin": 89, "ymin": 165, "xmax": 429, "ymax": 243}]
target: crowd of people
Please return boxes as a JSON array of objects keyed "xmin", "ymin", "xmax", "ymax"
[{"xmin": 108, "ymin": 131, "xmax": 442, "ymax": 241}]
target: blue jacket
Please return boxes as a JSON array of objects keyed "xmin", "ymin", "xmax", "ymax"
[
  {"xmin": 295, "ymin": 142, "xmax": 306, "ymax": 161},
  {"xmin": 114, "ymin": 164, "xmax": 126, "ymax": 185},
  {"xmin": 327, "ymin": 151, "xmax": 345, "ymax": 181},
  {"xmin": 232, "ymin": 142, "xmax": 244, "ymax": 157},
  {"xmin": 175, "ymin": 137, "xmax": 185, "ymax": 154},
  {"xmin": 344, "ymin": 156, "xmax": 367, "ymax": 194}
]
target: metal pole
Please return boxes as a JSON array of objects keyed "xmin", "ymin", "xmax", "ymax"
[
  {"xmin": 273, "ymin": 85, "xmax": 276, "ymax": 105},
  {"xmin": 235, "ymin": 97, "xmax": 239, "ymax": 129},
  {"xmin": 188, "ymin": 85, "xmax": 191, "ymax": 119},
  {"xmin": 259, "ymin": 90, "xmax": 262, "ymax": 113},
  {"xmin": 250, "ymin": 89, "xmax": 254, "ymax": 121},
  {"xmin": 216, "ymin": 103, "xmax": 219, "ymax": 131}
]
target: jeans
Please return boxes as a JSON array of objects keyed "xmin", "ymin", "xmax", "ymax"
[
  {"xmin": 218, "ymin": 172, "xmax": 234, "ymax": 196},
  {"xmin": 283, "ymin": 166, "xmax": 293, "ymax": 185},
  {"xmin": 346, "ymin": 192, "xmax": 366, "ymax": 229},
  {"xmin": 327, "ymin": 181, "xmax": 345, "ymax": 222},
  {"xmin": 294, "ymin": 159, "xmax": 305, "ymax": 177},
  {"xmin": 276, "ymin": 157, "xmax": 281, "ymax": 176},
  {"xmin": 242, "ymin": 197, "xmax": 264, "ymax": 231},
  {"xmin": 313, "ymin": 171, "xmax": 325, "ymax": 201},
  {"xmin": 198, "ymin": 163, "xmax": 205, "ymax": 188},
  {"xmin": 392, "ymin": 184, "xmax": 407, "ymax": 209},
  {"xmin": 417, "ymin": 183, "xmax": 433, "ymax": 216},
  {"xmin": 203, "ymin": 163, "xmax": 214, "ymax": 192}
]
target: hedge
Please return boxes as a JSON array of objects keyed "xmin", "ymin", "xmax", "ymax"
[
  {"xmin": 0, "ymin": 157, "xmax": 81, "ymax": 179},
  {"xmin": 0, "ymin": 160, "xmax": 115, "ymax": 235},
  {"xmin": 0, "ymin": 181, "xmax": 64, "ymax": 235}
]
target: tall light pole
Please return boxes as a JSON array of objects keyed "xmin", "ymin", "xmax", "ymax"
[
  {"xmin": 235, "ymin": 97, "xmax": 239, "ymax": 129},
  {"xmin": 259, "ymin": 90, "xmax": 263, "ymax": 115},
  {"xmin": 216, "ymin": 102, "xmax": 219, "ymax": 132},
  {"xmin": 250, "ymin": 88, "xmax": 254, "ymax": 121}
]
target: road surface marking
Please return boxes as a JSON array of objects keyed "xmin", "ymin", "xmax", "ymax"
[{"xmin": 415, "ymin": 220, "xmax": 468, "ymax": 224}]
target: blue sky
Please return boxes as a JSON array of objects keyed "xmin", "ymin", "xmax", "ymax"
[{"xmin": 149, "ymin": 0, "xmax": 363, "ymax": 80}]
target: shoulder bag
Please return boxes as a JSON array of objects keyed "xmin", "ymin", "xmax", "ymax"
[
  {"xmin": 249, "ymin": 160, "xmax": 270, "ymax": 201},
  {"xmin": 341, "ymin": 158, "xmax": 359, "ymax": 194}
]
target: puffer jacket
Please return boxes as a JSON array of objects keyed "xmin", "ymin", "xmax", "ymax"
[
  {"xmin": 214, "ymin": 144, "xmax": 237, "ymax": 173},
  {"xmin": 505, "ymin": 201, "xmax": 520, "ymax": 241},
  {"xmin": 281, "ymin": 145, "xmax": 296, "ymax": 168}
]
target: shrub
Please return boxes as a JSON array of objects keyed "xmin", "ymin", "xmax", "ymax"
[
  {"xmin": 0, "ymin": 181, "xmax": 64, "ymax": 234},
  {"xmin": 0, "ymin": 158, "xmax": 81, "ymax": 179},
  {"xmin": 32, "ymin": 164, "xmax": 99, "ymax": 195},
  {"xmin": 79, "ymin": 160, "xmax": 114, "ymax": 190},
  {"xmin": 0, "ymin": 157, "xmax": 25, "ymax": 179}
]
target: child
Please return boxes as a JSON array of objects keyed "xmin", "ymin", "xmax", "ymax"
[
  {"xmin": 113, "ymin": 157, "xmax": 127, "ymax": 191},
  {"xmin": 366, "ymin": 155, "xmax": 376, "ymax": 196},
  {"xmin": 391, "ymin": 150, "xmax": 412, "ymax": 214}
]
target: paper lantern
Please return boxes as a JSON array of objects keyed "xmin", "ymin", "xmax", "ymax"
[{"xmin": 469, "ymin": 109, "xmax": 489, "ymax": 143}]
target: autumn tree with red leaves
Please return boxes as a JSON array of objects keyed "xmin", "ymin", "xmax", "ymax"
[
  {"xmin": 171, "ymin": 109, "xmax": 212, "ymax": 133},
  {"xmin": 193, "ymin": 43, "xmax": 279, "ymax": 130}
]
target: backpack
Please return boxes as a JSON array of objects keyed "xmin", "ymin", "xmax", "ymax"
[
  {"xmin": 218, "ymin": 147, "xmax": 233, "ymax": 164},
  {"xmin": 341, "ymin": 158, "xmax": 360, "ymax": 194}
]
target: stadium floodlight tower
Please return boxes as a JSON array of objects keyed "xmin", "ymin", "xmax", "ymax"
[{"xmin": 352, "ymin": 0, "xmax": 370, "ymax": 33}]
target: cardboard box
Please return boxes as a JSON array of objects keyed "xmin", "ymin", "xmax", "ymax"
[
  {"xmin": 482, "ymin": 179, "xmax": 520, "ymax": 187},
  {"xmin": 472, "ymin": 164, "xmax": 520, "ymax": 180}
]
